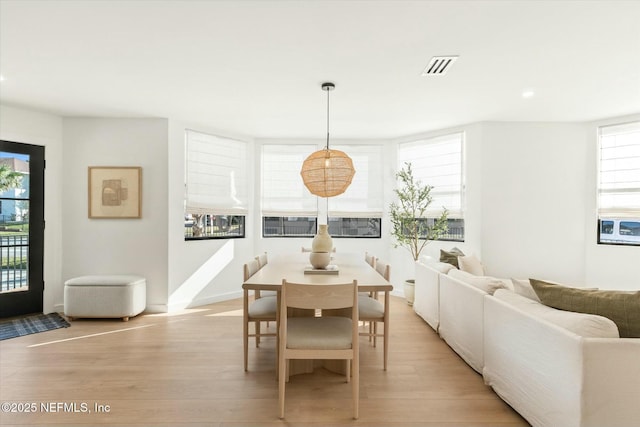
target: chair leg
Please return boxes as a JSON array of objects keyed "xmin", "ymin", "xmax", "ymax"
[
  {"xmin": 255, "ymin": 321, "xmax": 261, "ymax": 347},
  {"xmin": 243, "ymin": 290, "xmax": 249, "ymax": 372},
  {"xmin": 278, "ymin": 357, "xmax": 287, "ymax": 419},
  {"xmin": 353, "ymin": 358, "xmax": 359, "ymax": 419},
  {"xmin": 373, "ymin": 321, "xmax": 378, "ymax": 347},
  {"xmin": 383, "ymin": 318, "xmax": 389, "ymax": 371}
]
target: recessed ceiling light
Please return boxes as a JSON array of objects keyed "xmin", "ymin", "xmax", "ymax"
[
  {"xmin": 0, "ymin": 75, "xmax": 5, "ymax": 82},
  {"xmin": 522, "ymin": 89, "xmax": 535, "ymax": 98}
]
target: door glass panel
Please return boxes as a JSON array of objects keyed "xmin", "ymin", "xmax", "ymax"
[{"xmin": 0, "ymin": 152, "xmax": 30, "ymax": 294}]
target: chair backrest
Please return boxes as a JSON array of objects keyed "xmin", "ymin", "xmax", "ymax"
[
  {"xmin": 375, "ymin": 259, "xmax": 390, "ymax": 281},
  {"xmin": 256, "ymin": 252, "xmax": 268, "ymax": 268},
  {"xmin": 365, "ymin": 252, "xmax": 376, "ymax": 268},
  {"xmin": 243, "ymin": 258, "xmax": 261, "ymax": 281},
  {"xmin": 281, "ymin": 280, "xmax": 358, "ymax": 311}
]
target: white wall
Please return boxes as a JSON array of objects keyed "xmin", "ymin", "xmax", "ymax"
[
  {"xmin": 480, "ymin": 122, "xmax": 588, "ymax": 284},
  {"xmin": 0, "ymin": 104, "xmax": 64, "ymax": 313},
  {"xmin": 62, "ymin": 118, "xmax": 169, "ymax": 311}
]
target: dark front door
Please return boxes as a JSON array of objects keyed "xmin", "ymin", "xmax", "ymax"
[{"xmin": 0, "ymin": 140, "xmax": 45, "ymax": 318}]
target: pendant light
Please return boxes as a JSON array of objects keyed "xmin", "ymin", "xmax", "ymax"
[{"xmin": 300, "ymin": 82, "xmax": 355, "ymax": 198}]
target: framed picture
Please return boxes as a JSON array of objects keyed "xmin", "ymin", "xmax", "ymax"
[{"xmin": 88, "ymin": 166, "xmax": 142, "ymax": 218}]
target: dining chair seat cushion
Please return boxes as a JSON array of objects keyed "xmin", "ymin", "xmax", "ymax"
[
  {"xmin": 248, "ymin": 296, "xmax": 277, "ymax": 319},
  {"xmin": 358, "ymin": 296, "xmax": 384, "ymax": 318},
  {"xmin": 287, "ymin": 316, "xmax": 353, "ymax": 349}
]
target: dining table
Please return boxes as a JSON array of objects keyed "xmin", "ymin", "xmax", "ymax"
[{"xmin": 242, "ymin": 251, "xmax": 393, "ymax": 375}]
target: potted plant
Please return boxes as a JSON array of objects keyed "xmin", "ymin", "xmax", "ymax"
[{"xmin": 390, "ymin": 162, "xmax": 449, "ymax": 305}]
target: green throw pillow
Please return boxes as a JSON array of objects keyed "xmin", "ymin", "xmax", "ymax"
[
  {"xmin": 439, "ymin": 247, "xmax": 465, "ymax": 268},
  {"xmin": 530, "ymin": 279, "xmax": 640, "ymax": 338}
]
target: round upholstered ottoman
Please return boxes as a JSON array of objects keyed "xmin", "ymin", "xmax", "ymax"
[{"xmin": 64, "ymin": 275, "xmax": 146, "ymax": 321}]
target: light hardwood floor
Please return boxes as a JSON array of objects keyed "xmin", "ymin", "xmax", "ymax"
[{"xmin": 0, "ymin": 296, "xmax": 529, "ymax": 426}]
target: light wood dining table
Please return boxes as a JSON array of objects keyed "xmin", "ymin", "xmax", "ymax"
[{"xmin": 242, "ymin": 251, "xmax": 393, "ymax": 375}]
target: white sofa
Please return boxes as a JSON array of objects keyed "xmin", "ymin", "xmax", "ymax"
[
  {"xmin": 415, "ymin": 260, "xmax": 507, "ymax": 373},
  {"xmin": 485, "ymin": 290, "xmax": 640, "ymax": 427},
  {"xmin": 413, "ymin": 260, "xmax": 640, "ymax": 427}
]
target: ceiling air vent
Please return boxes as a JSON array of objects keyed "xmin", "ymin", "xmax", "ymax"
[{"xmin": 421, "ymin": 56, "xmax": 459, "ymax": 76}]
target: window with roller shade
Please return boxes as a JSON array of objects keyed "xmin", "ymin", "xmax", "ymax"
[
  {"xmin": 327, "ymin": 145, "xmax": 383, "ymax": 238},
  {"xmin": 398, "ymin": 132, "xmax": 465, "ymax": 241},
  {"xmin": 261, "ymin": 144, "xmax": 317, "ymax": 237},
  {"xmin": 184, "ymin": 129, "xmax": 247, "ymax": 239},
  {"xmin": 597, "ymin": 121, "xmax": 640, "ymax": 246}
]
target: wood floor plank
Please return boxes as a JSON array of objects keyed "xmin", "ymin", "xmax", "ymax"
[{"xmin": 0, "ymin": 296, "xmax": 529, "ymax": 426}]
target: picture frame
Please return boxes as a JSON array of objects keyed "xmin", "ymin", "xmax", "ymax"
[{"xmin": 88, "ymin": 166, "xmax": 142, "ymax": 219}]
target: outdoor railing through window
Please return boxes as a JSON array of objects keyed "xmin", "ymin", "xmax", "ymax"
[
  {"xmin": 184, "ymin": 215, "xmax": 245, "ymax": 239},
  {"xmin": 0, "ymin": 234, "xmax": 29, "ymax": 292}
]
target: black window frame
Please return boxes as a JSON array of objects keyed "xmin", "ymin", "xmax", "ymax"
[{"xmin": 184, "ymin": 214, "xmax": 246, "ymax": 240}]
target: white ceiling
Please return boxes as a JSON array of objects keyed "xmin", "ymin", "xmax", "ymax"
[{"xmin": 1, "ymin": 0, "xmax": 639, "ymax": 139}]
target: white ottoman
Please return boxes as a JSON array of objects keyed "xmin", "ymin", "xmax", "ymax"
[{"xmin": 64, "ymin": 275, "xmax": 146, "ymax": 321}]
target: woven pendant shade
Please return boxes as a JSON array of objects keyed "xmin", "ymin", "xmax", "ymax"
[
  {"xmin": 301, "ymin": 148, "xmax": 355, "ymax": 197},
  {"xmin": 300, "ymin": 82, "xmax": 356, "ymax": 198}
]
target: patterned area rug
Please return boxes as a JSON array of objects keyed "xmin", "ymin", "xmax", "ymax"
[{"xmin": 0, "ymin": 313, "xmax": 70, "ymax": 341}]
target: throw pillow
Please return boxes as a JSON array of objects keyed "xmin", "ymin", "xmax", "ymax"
[
  {"xmin": 439, "ymin": 247, "xmax": 464, "ymax": 268},
  {"xmin": 530, "ymin": 279, "xmax": 640, "ymax": 338},
  {"xmin": 511, "ymin": 278, "xmax": 541, "ymax": 302},
  {"xmin": 493, "ymin": 289, "xmax": 619, "ymax": 338},
  {"xmin": 448, "ymin": 269, "xmax": 507, "ymax": 295},
  {"xmin": 458, "ymin": 254, "xmax": 485, "ymax": 276}
]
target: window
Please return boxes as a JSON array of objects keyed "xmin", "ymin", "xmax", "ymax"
[
  {"xmin": 398, "ymin": 132, "xmax": 465, "ymax": 241},
  {"xmin": 597, "ymin": 121, "xmax": 640, "ymax": 246},
  {"xmin": 262, "ymin": 145, "xmax": 317, "ymax": 237},
  {"xmin": 327, "ymin": 145, "xmax": 383, "ymax": 238},
  {"xmin": 184, "ymin": 130, "xmax": 248, "ymax": 240},
  {"xmin": 263, "ymin": 216, "xmax": 317, "ymax": 237}
]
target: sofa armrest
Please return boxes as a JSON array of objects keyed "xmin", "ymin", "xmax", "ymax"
[
  {"xmin": 414, "ymin": 262, "xmax": 441, "ymax": 331},
  {"xmin": 581, "ymin": 338, "xmax": 640, "ymax": 427},
  {"xmin": 439, "ymin": 274, "xmax": 487, "ymax": 373}
]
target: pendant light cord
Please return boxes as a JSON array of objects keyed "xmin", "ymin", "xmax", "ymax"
[{"xmin": 326, "ymin": 87, "xmax": 330, "ymax": 150}]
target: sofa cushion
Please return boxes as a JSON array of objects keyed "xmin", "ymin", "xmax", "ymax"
[
  {"xmin": 447, "ymin": 269, "xmax": 507, "ymax": 295},
  {"xmin": 530, "ymin": 279, "xmax": 640, "ymax": 338},
  {"xmin": 493, "ymin": 289, "xmax": 620, "ymax": 338},
  {"xmin": 439, "ymin": 247, "xmax": 464, "ymax": 268},
  {"xmin": 422, "ymin": 258, "xmax": 456, "ymax": 274},
  {"xmin": 511, "ymin": 278, "xmax": 541, "ymax": 302},
  {"xmin": 458, "ymin": 254, "xmax": 485, "ymax": 276}
]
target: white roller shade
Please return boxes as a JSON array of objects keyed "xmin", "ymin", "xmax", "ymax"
[
  {"xmin": 328, "ymin": 145, "xmax": 384, "ymax": 218},
  {"xmin": 262, "ymin": 144, "xmax": 318, "ymax": 216},
  {"xmin": 185, "ymin": 130, "xmax": 248, "ymax": 215},
  {"xmin": 598, "ymin": 121, "xmax": 640, "ymax": 218},
  {"xmin": 398, "ymin": 132, "xmax": 464, "ymax": 218}
]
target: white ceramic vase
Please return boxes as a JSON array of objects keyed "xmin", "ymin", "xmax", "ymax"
[
  {"xmin": 311, "ymin": 224, "xmax": 333, "ymax": 253},
  {"xmin": 309, "ymin": 252, "xmax": 331, "ymax": 269}
]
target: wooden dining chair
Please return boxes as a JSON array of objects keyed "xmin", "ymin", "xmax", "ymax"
[
  {"xmin": 278, "ymin": 280, "xmax": 359, "ymax": 420},
  {"xmin": 358, "ymin": 258, "xmax": 390, "ymax": 370},
  {"xmin": 243, "ymin": 258, "xmax": 277, "ymax": 371},
  {"xmin": 254, "ymin": 252, "xmax": 276, "ymax": 327},
  {"xmin": 255, "ymin": 252, "xmax": 268, "ymax": 268},
  {"xmin": 365, "ymin": 251, "xmax": 376, "ymax": 268}
]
